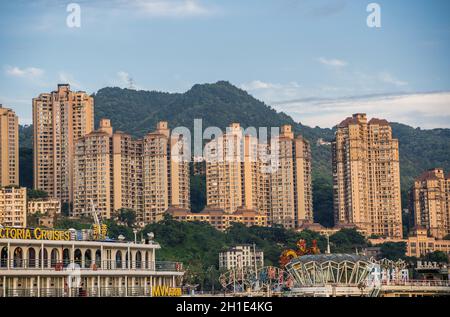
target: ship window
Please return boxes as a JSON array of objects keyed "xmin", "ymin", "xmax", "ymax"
[
  {"xmin": 1, "ymin": 247, "xmax": 8, "ymax": 267},
  {"xmin": 85, "ymin": 250, "xmax": 92, "ymax": 268},
  {"xmin": 51, "ymin": 249, "xmax": 59, "ymax": 268},
  {"xmin": 39, "ymin": 249, "xmax": 48, "ymax": 268},
  {"xmin": 95, "ymin": 250, "xmax": 101, "ymax": 268},
  {"xmin": 74, "ymin": 249, "xmax": 82, "ymax": 266},
  {"xmin": 13, "ymin": 247, "xmax": 23, "ymax": 268},
  {"xmin": 28, "ymin": 248, "xmax": 36, "ymax": 268},
  {"xmin": 63, "ymin": 248, "xmax": 70, "ymax": 267},
  {"xmin": 136, "ymin": 251, "xmax": 142, "ymax": 269},
  {"xmin": 116, "ymin": 251, "xmax": 122, "ymax": 269}
]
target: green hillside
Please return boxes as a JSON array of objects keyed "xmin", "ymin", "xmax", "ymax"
[{"xmin": 18, "ymin": 81, "xmax": 450, "ymax": 229}]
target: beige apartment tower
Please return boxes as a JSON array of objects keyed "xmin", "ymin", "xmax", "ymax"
[
  {"xmin": 73, "ymin": 123, "xmax": 112, "ymax": 219},
  {"xmin": 205, "ymin": 123, "xmax": 246, "ymax": 213},
  {"xmin": 0, "ymin": 187, "xmax": 27, "ymax": 227},
  {"xmin": 270, "ymin": 125, "xmax": 313, "ymax": 228},
  {"xmin": 0, "ymin": 105, "xmax": 19, "ymax": 187},
  {"xmin": 33, "ymin": 84, "xmax": 94, "ymax": 203},
  {"xmin": 73, "ymin": 120, "xmax": 190, "ymax": 224},
  {"xmin": 205, "ymin": 123, "xmax": 313, "ymax": 229},
  {"xmin": 332, "ymin": 113, "xmax": 403, "ymax": 238},
  {"xmin": 410, "ymin": 168, "xmax": 450, "ymax": 239}
]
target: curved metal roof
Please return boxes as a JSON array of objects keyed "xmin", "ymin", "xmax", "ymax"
[{"xmin": 289, "ymin": 254, "xmax": 370, "ymax": 265}]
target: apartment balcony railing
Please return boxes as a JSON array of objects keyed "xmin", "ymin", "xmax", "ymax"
[
  {"xmin": 0, "ymin": 259, "xmax": 183, "ymax": 272},
  {"xmin": 0, "ymin": 287, "xmax": 154, "ymax": 297}
]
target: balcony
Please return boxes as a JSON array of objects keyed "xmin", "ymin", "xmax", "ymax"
[
  {"xmin": 0, "ymin": 286, "xmax": 155, "ymax": 297},
  {"xmin": 0, "ymin": 259, "xmax": 183, "ymax": 273}
]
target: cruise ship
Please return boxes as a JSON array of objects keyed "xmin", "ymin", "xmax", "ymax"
[{"xmin": 0, "ymin": 226, "xmax": 184, "ymax": 297}]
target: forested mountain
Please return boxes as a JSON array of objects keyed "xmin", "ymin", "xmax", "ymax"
[{"xmin": 18, "ymin": 81, "xmax": 450, "ymax": 228}]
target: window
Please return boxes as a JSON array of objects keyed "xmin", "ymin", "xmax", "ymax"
[
  {"xmin": 85, "ymin": 250, "xmax": 92, "ymax": 268},
  {"xmin": 13, "ymin": 247, "xmax": 23, "ymax": 268},
  {"xmin": 116, "ymin": 251, "xmax": 122, "ymax": 269}
]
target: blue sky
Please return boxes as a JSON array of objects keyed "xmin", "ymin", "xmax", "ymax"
[{"xmin": 0, "ymin": 0, "xmax": 449, "ymax": 128}]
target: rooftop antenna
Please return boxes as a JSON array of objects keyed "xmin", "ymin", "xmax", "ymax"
[
  {"xmin": 326, "ymin": 232, "xmax": 331, "ymax": 254},
  {"xmin": 128, "ymin": 77, "xmax": 136, "ymax": 90}
]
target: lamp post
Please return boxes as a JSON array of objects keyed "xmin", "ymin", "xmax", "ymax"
[
  {"xmin": 147, "ymin": 232, "xmax": 154, "ymax": 243},
  {"xmin": 133, "ymin": 229, "xmax": 138, "ymax": 244},
  {"xmin": 326, "ymin": 232, "xmax": 331, "ymax": 254}
]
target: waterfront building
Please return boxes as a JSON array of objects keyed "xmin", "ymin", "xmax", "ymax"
[
  {"xmin": 219, "ymin": 244, "xmax": 264, "ymax": 271},
  {"xmin": 73, "ymin": 120, "xmax": 190, "ymax": 224},
  {"xmin": 205, "ymin": 123, "xmax": 313, "ymax": 229},
  {"xmin": 332, "ymin": 114, "xmax": 403, "ymax": 239},
  {"xmin": 28, "ymin": 198, "xmax": 61, "ymax": 217},
  {"xmin": 369, "ymin": 227, "xmax": 450, "ymax": 258},
  {"xmin": 0, "ymin": 106, "xmax": 19, "ymax": 187},
  {"xmin": 296, "ymin": 222, "xmax": 368, "ymax": 237},
  {"xmin": 0, "ymin": 187, "xmax": 27, "ymax": 227},
  {"xmin": 166, "ymin": 206, "xmax": 267, "ymax": 231},
  {"xmin": 33, "ymin": 84, "xmax": 94, "ymax": 203},
  {"xmin": 0, "ymin": 226, "xmax": 184, "ymax": 297},
  {"xmin": 409, "ymin": 168, "xmax": 450, "ymax": 239}
]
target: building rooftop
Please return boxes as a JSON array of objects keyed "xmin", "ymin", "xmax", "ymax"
[
  {"xmin": 415, "ymin": 168, "xmax": 445, "ymax": 182},
  {"xmin": 368, "ymin": 118, "xmax": 390, "ymax": 126}
]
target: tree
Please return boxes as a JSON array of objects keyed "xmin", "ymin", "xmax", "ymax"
[
  {"xmin": 19, "ymin": 147, "xmax": 33, "ymax": 188},
  {"xmin": 54, "ymin": 217, "xmax": 91, "ymax": 230},
  {"xmin": 190, "ymin": 174, "xmax": 206, "ymax": 212},
  {"xmin": 421, "ymin": 251, "xmax": 449, "ymax": 263},
  {"xmin": 103, "ymin": 219, "xmax": 134, "ymax": 241},
  {"xmin": 27, "ymin": 189, "xmax": 49, "ymax": 200},
  {"xmin": 312, "ymin": 175, "xmax": 334, "ymax": 227},
  {"xmin": 61, "ymin": 202, "xmax": 72, "ymax": 217},
  {"xmin": 27, "ymin": 214, "xmax": 40, "ymax": 228},
  {"xmin": 117, "ymin": 208, "xmax": 137, "ymax": 227},
  {"xmin": 330, "ymin": 229, "xmax": 367, "ymax": 253},
  {"xmin": 379, "ymin": 242, "xmax": 407, "ymax": 260}
]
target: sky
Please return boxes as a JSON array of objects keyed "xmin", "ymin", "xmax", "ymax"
[{"xmin": 0, "ymin": 0, "xmax": 449, "ymax": 128}]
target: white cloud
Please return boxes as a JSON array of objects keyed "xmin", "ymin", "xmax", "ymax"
[
  {"xmin": 378, "ymin": 72, "xmax": 408, "ymax": 87},
  {"xmin": 273, "ymin": 91, "xmax": 450, "ymax": 129},
  {"xmin": 318, "ymin": 57, "xmax": 348, "ymax": 67},
  {"xmin": 240, "ymin": 80, "xmax": 302, "ymax": 101},
  {"xmin": 5, "ymin": 66, "xmax": 44, "ymax": 79},
  {"xmin": 58, "ymin": 72, "xmax": 82, "ymax": 90},
  {"xmin": 113, "ymin": 71, "xmax": 141, "ymax": 90},
  {"xmin": 124, "ymin": 0, "xmax": 215, "ymax": 17},
  {"xmin": 241, "ymin": 80, "xmax": 281, "ymax": 91},
  {"xmin": 117, "ymin": 71, "xmax": 131, "ymax": 85}
]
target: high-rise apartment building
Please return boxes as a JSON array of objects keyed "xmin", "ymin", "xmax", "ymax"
[
  {"xmin": 409, "ymin": 168, "xmax": 450, "ymax": 239},
  {"xmin": 73, "ymin": 120, "xmax": 190, "ymax": 224},
  {"xmin": 73, "ymin": 121, "xmax": 112, "ymax": 219},
  {"xmin": 332, "ymin": 113, "xmax": 402, "ymax": 238},
  {"xmin": 205, "ymin": 123, "xmax": 246, "ymax": 213},
  {"xmin": 205, "ymin": 123, "xmax": 313, "ymax": 229},
  {"xmin": 0, "ymin": 105, "xmax": 19, "ymax": 187},
  {"xmin": 0, "ymin": 187, "xmax": 27, "ymax": 227},
  {"xmin": 270, "ymin": 125, "xmax": 313, "ymax": 228},
  {"xmin": 33, "ymin": 84, "xmax": 94, "ymax": 203}
]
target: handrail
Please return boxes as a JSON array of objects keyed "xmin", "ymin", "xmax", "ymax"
[
  {"xmin": 0, "ymin": 287, "xmax": 158, "ymax": 297},
  {"xmin": 0, "ymin": 259, "xmax": 183, "ymax": 272},
  {"xmin": 380, "ymin": 280, "xmax": 450, "ymax": 287}
]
